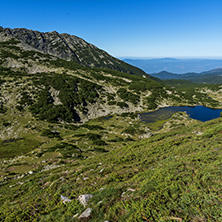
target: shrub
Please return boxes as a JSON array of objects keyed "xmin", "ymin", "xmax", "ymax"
[
  {"xmin": 117, "ymin": 102, "xmax": 128, "ymax": 108},
  {"xmin": 117, "ymin": 88, "xmax": 140, "ymax": 104},
  {"xmin": 92, "ymin": 140, "xmax": 107, "ymax": 146},
  {"xmin": 0, "ymin": 104, "xmax": 7, "ymax": 113},
  {"xmin": 41, "ymin": 129, "xmax": 61, "ymax": 138},
  {"xmin": 122, "ymin": 126, "xmax": 137, "ymax": 135},
  {"xmin": 108, "ymin": 101, "xmax": 116, "ymax": 105}
]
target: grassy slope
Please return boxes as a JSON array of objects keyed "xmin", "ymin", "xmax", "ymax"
[
  {"xmin": 0, "ymin": 115, "xmax": 222, "ymax": 221},
  {"xmin": 0, "ymin": 39, "xmax": 222, "ymax": 221}
]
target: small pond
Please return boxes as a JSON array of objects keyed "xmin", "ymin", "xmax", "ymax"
[{"xmin": 140, "ymin": 106, "xmax": 222, "ymax": 123}]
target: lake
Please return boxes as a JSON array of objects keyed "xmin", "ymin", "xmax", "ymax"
[{"xmin": 140, "ymin": 106, "xmax": 222, "ymax": 123}]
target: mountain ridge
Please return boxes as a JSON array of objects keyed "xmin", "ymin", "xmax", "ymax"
[
  {"xmin": 0, "ymin": 26, "xmax": 147, "ymax": 76},
  {"xmin": 151, "ymin": 69, "xmax": 222, "ymax": 84}
]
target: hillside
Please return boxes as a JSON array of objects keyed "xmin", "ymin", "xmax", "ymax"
[
  {"xmin": 0, "ymin": 112, "xmax": 222, "ymax": 221},
  {"xmin": 1, "ymin": 29, "xmax": 222, "ymax": 221},
  {"xmin": 1, "ymin": 37, "xmax": 220, "ymax": 126},
  {"xmin": 0, "ymin": 26, "xmax": 147, "ymax": 76}
]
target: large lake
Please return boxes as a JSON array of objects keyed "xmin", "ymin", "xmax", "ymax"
[{"xmin": 140, "ymin": 106, "xmax": 222, "ymax": 123}]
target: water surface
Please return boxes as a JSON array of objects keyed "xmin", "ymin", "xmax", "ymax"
[{"xmin": 140, "ymin": 106, "xmax": 222, "ymax": 123}]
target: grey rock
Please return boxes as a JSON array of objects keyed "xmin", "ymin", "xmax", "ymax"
[
  {"xmin": 78, "ymin": 194, "xmax": 93, "ymax": 207},
  {"xmin": 139, "ymin": 132, "xmax": 153, "ymax": 139},
  {"xmin": 60, "ymin": 177, "xmax": 65, "ymax": 181},
  {"xmin": 78, "ymin": 208, "xmax": 92, "ymax": 219},
  {"xmin": 60, "ymin": 195, "xmax": 72, "ymax": 204}
]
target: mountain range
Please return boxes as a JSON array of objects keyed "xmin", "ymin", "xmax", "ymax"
[
  {"xmin": 123, "ymin": 58, "xmax": 222, "ymax": 74},
  {"xmin": 151, "ymin": 68, "xmax": 222, "ymax": 84}
]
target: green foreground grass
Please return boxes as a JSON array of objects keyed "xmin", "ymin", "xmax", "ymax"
[{"xmin": 0, "ymin": 115, "xmax": 222, "ymax": 221}]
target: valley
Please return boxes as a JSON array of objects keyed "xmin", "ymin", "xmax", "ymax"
[{"xmin": 0, "ymin": 28, "xmax": 222, "ymax": 221}]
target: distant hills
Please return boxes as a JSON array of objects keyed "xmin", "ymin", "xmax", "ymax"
[
  {"xmin": 123, "ymin": 58, "xmax": 222, "ymax": 74},
  {"xmin": 0, "ymin": 26, "xmax": 146, "ymax": 76},
  {"xmin": 151, "ymin": 68, "xmax": 222, "ymax": 84}
]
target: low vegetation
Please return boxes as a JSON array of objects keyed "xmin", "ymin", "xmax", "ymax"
[
  {"xmin": 0, "ymin": 114, "xmax": 222, "ymax": 221},
  {"xmin": 0, "ymin": 37, "xmax": 222, "ymax": 221}
]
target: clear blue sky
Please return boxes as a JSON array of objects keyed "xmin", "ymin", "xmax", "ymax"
[{"xmin": 1, "ymin": 0, "xmax": 222, "ymax": 58}]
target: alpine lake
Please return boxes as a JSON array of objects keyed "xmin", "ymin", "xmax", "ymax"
[{"xmin": 140, "ymin": 106, "xmax": 222, "ymax": 129}]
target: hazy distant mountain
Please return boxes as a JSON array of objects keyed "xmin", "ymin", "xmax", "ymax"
[
  {"xmin": 123, "ymin": 58, "xmax": 222, "ymax": 74},
  {"xmin": 0, "ymin": 26, "xmax": 146, "ymax": 76},
  {"xmin": 151, "ymin": 68, "xmax": 222, "ymax": 84}
]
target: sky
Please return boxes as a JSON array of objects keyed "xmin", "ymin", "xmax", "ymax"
[{"xmin": 1, "ymin": 0, "xmax": 222, "ymax": 58}]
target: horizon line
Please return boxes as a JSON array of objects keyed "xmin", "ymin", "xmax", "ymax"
[{"xmin": 119, "ymin": 56, "xmax": 222, "ymax": 60}]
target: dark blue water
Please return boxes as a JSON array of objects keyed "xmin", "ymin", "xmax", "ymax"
[{"xmin": 140, "ymin": 106, "xmax": 222, "ymax": 123}]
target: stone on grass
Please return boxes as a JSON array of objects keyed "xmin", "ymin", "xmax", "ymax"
[
  {"xmin": 61, "ymin": 195, "xmax": 72, "ymax": 204},
  {"xmin": 127, "ymin": 188, "xmax": 136, "ymax": 192},
  {"xmin": 78, "ymin": 208, "xmax": 92, "ymax": 219},
  {"xmin": 78, "ymin": 194, "xmax": 93, "ymax": 207}
]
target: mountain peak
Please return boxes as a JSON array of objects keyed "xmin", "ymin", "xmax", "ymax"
[{"xmin": 0, "ymin": 27, "xmax": 146, "ymax": 76}]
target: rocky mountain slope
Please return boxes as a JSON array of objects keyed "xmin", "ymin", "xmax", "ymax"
[
  {"xmin": 0, "ymin": 26, "xmax": 146, "ymax": 76},
  {"xmin": 1, "ymin": 37, "xmax": 218, "ymax": 126}
]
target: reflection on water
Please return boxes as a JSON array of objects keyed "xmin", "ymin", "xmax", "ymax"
[{"xmin": 140, "ymin": 106, "xmax": 222, "ymax": 123}]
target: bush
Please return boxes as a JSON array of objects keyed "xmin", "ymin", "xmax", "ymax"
[
  {"xmin": 82, "ymin": 124, "xmax": 105, "ymax": 130},
  {"xmin": 93, "ymin": 147, "xmax": 108, "ymax": 152},
  {"xmin": 117, "ymin": 88, "xmax": 140, "ymax": 104},
  {"xmin": 92, "ymin": 140, "xmax": 107, "ymax": 146},
  {"xmin": 41, "ymin": 129, "xmax": 61, "ymax": 138},
  {"xmin": 15, "ymin": 105, "xmax": 24, "ymax": 111},
  {"xmin": 0, "ymin": 104, "xmax": 7, "ymax": 113},
  {"xmin": 122, "ymin": 126, "xmax": 137, "ymax": 135},
  {"xmin": 48, "ymin": 142, "xmax": 82, "ymax": 159},
  {"xmin": 108, "ymin": 101, "xmax": 116, "ymax": 105},
  {"xmin": 117, "ymin": 102, "xmax": 128, "ymax": 108},
  {"xmin": 3, "ymin": 122, "xmax": 11, "ymax": 127}
]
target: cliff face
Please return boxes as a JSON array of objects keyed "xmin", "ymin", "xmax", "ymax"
[{"xmin": 0, "ymin": 27, "xmax": 146, "ymax": 76}]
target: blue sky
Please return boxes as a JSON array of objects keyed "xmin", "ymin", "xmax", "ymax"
[{"xmin": 1, "ymin": 0, "xmax": 222, "ymax": 58}]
